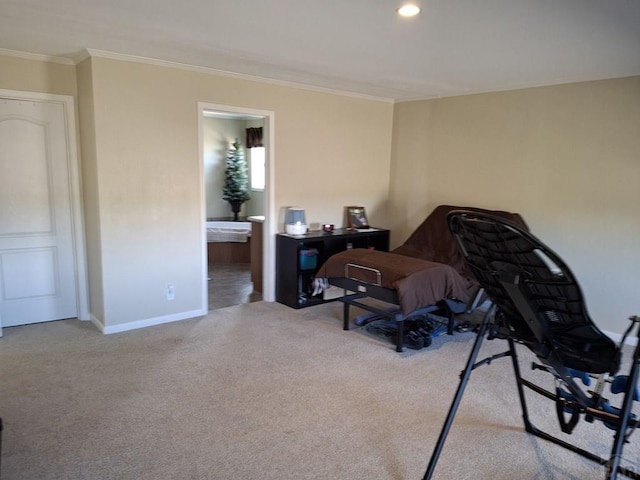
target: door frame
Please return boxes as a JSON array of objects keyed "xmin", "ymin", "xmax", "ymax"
[
  {"xmin": 0, "ymin": 89, "xmax": 90, "ymax": 334},
  {"xmin": 197, "ymin": 102, "xmax": 276, "ymax": 305}
]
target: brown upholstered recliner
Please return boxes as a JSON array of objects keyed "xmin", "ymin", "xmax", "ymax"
[{"xmin": 391, "ymin": 205, "xmax": 528, "ymax": 281}]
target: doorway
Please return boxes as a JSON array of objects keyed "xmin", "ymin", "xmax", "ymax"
[
  {"xmin": 198, "ymin": 103, "xmax": 275, "ymax": 311},
  {"xmin": 0, "ymin": 89, "xmax": 89, "ymax": 334}
]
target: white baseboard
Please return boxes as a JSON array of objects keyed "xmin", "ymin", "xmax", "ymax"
[
  {"xmin": 89, "ymin": 314, "xmax": 105, "ymax": 332},
  {"xmin": 90, "ymin": 309, "xmax": 207, "ymax": 335}
]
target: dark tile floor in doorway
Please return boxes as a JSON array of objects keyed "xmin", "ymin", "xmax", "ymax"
[{"xmin": 208, "ymin": 263, "xmax": 262, "ymax": 311}]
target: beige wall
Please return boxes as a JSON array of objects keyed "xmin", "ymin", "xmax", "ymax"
[
  {"xmin": 390, "ymin": 77, "xmax": 640, "ymax": 334},
  {"xmin": 83, "ymin": 56, "xmax": 394, "ymax": 328},
  {"xmin": 7, "ymin": 50, "xmax": 634, "ymax": 336},
  {"xmin": 0, "ymin": 54, "xmax": 77, "ymax": 97},
  {"xmin": 0, "ymin": 52, "xmax": 393, "ymax": 331},
  {"xmin": 76, "ymin": 58, "xmax": 105, "ymax": 322}
]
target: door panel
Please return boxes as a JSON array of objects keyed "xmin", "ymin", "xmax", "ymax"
[
  {"xmin": 2, "ymin": 248, "xmax": 58, "ymax": 299},
  {"xmin": 0, "ymin": 118, "xmax": 53, "ymax": 234},
  {"xmin": 0, "ymin": 97, "xmax": 78, "ymax": 327}
]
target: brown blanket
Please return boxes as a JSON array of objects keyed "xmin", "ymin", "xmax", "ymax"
[
  {"xmin": 315, "ymin": 248, "xmax": 476, "ymax": 315},
  {"xmin": 391, "ymin": 205, "xmax": 529, "ymax": 280}
]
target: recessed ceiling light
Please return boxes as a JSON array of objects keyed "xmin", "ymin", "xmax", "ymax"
[{"xmin": 398, "ymin": 4, "xmax": 421, "ymax": 17}]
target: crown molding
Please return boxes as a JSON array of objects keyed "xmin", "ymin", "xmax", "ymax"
[
  {"xmin": 1, "ymin": 46, "xmax": 396, "ymax": 102},
  {"xmin": 73, "ymin": 49, "xmax": 91, "ymax": 64},
  {"xmin": 0, "ymin": 47, "xmax": 74, "ymax": 65},
  {"xmin": 394, "ymin": 73, "xmax": 640, "ymax": 103},
  {"xmin": 81, "ymin": 48, "xmax": 394, "ymax": 103}
]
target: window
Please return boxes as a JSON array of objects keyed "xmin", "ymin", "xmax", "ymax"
[{"xmin": 250, "ymin": 147, "xmax": 265, "ymax": 190}]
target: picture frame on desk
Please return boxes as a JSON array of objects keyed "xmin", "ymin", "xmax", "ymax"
[{"xmin": 346, "ymin": 206, "xmax": 369, "ymax": 229}]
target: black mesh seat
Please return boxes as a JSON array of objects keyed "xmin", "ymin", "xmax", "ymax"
[
  {"xmin": 450, "ymin": 210, "xmax": 621, "ymax": 374},
  {"xmin": 422, "ymin": 210, "xmax": 640, "ymax": 480}
]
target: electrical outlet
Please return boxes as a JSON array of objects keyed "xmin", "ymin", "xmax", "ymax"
[{"xmin": 166, "ymin": 284, "xmax": 175, "ymax": 300}]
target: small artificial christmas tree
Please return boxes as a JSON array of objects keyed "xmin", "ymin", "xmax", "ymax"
[{"xmin": 222, "ymin": 139, "xmax": 250, "ymax": 220}]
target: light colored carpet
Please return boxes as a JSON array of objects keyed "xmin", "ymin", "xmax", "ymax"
[{"xmin": 0, "ymin": 301, "xmax": 635, "ymax": 479}]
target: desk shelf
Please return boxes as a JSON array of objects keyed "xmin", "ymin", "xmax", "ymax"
[{"xmin": 276, "ymin": 228, "xmax": 390, "ymax": 309}]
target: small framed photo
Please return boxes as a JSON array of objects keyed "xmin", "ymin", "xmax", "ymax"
[{"xmin": 346, "ymin": 206, "xmax": 369, "ymax": 229}]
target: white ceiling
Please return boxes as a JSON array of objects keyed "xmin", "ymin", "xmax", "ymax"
[{"xmin": 1, "ymin": 0, "xmax": 639, "ymax": 101}]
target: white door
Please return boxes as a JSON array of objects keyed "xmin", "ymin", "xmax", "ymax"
[{"xmin": 0, "ymin": 96, "xmax": 79, "ymax": 328}]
